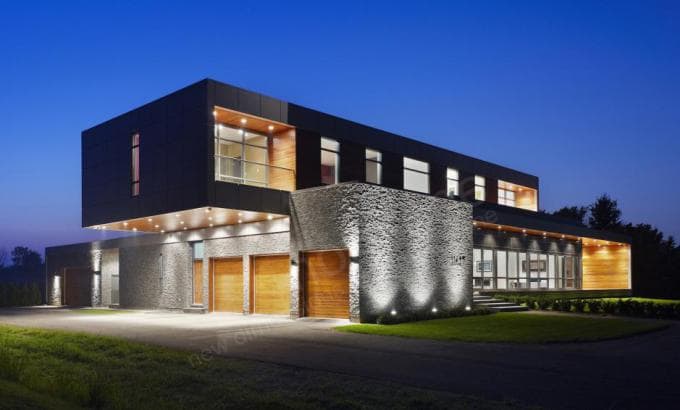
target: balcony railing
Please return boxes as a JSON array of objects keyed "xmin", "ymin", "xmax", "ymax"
[{"xmin": 215, "ymin": 156, "xmax": 296, "ymax": 192}]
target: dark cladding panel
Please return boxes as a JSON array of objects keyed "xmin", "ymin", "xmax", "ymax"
[
  {"xmin": 429, "ymin": 162, "xmax": 447, "ymax": 198},
  {"xmin": 486, "ymin": 178, "xmax": 498, "ymax": 205},
  {"xmin": 459, "ymin": 170, "xmax": 475, "ymax": 201},
  {"xmin": 295, "ymin": 128, "xmax": 321, "ymax": 189},
  {"xmin": 340, "ymin": 141, "xmax": 364, "ymax": 182},
  {"xmin": 237, "ymin": 89, "xmax": 261, "ymax": 117},
  {"xmin": 261, "ymin": 95, "xmax": 282, "ymax": 122},
  {"xmin": 381, "ymin": 151, "xmax": 403, "ymax": 190}
]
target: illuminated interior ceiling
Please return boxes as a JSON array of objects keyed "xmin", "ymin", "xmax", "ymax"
[
  {"xmin": 473, "ymin": 221, "xmax": 629, "ymax": 248},
  {"xmin": 88, "ymin": 207, "xmax": 287, "ymax": 233},
  {"xmin": 213, "ymin": 106, "xmax": 294, "ymax": 134},
  {"xmin": 498, "ymin": 180, "xmax": 538, "ymax": 211}
]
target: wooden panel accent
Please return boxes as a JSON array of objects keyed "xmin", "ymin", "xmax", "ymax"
[
  {"xmin": 304, "ymin": 250, "xmax": 350, "ymax": 318},
  {"xmin": 209, "ymin": 258, "xmax": 243, "ymax": 312},
  {"xmin": 214, "ymin": 106, "xmax": 294, "ymax": 135},
  {"xmin": 64, "ymin": 267, "xmax": 92, "ymax": 307},
  {"xmin": 269, "ymin": 129, "xmax": 296, "ymax": 191},
  {"xmin": 582, "ymin": 245, "xmax": 630, "ymax": 290},
  {"xmin": 251, "ymin": 255, "xmax": 290, "ymax": 315},
  {"xmin": 193, "ymin": 260, "xmax": 203, "ymax": 305},
  {"xmin": 515, "ymin": 188, "xmax": 538, "ymax": 211}
]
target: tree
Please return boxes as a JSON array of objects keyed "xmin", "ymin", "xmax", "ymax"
[
  {"xmin": 0, "ymin": 248, "xmax": 7, "ymax": 268},
  {"xmin": 552, "ymin": 206, "xmax": 589, "ymax": 225},
  {"xmin": 588, "ymin": 194, "xmax": 622, "ymax": 231},
  {"xmin": 10, "ymin": 247, "xmax": 43, "ymax": 272}
]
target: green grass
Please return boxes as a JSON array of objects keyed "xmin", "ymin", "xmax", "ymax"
[
  {"xmin": 337, "ymin": 312, "xmax": 668, "ymax": 343},
  {"xmin": 68, "ymin": 309, "xmax": 133, "ymax": 315},
  {"xmin": 0, "ymin": 325, "xmax": 526, "ymax": 410}
]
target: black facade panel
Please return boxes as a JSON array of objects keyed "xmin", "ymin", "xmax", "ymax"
[
  {"xmin": 237, "ymin": 89, "xmax": 260, "ymax": 117},
  {"xmin": 459, "ymin": 171, "xmax": 475, "ymax": 201},
  {"xmin": 429, "ymin": 162, "xmax": 447, "ymax": 198},
  {"xmin": 295, "ymin": 128, "xmax": 321, "ymax": 189},
  {"xmin": 340, "ymin": 141, "xmax": 364, "ymax": 182},
  {"xmin": 486, "ymin": 178, "xmax": 498, "ymax": 205},
  {"xmin": 261, "ymin": 95, "xmax": 282, "ymax": 122},
  {"xmin": 381, "ymin": 151, "xmax": 403, "ymax": 190}
]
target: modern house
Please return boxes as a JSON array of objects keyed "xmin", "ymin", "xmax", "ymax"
[{"xmin": 46, "ymin": 79, "xmax": 631, "ymax": 322}]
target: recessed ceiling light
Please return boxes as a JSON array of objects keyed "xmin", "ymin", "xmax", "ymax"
[
  {"xmin": 209, "ymin": 223, "xmax": 213, "ymax": 227},
  {"xmin": 123, "ymin": 222, "xmax": 128, "ymax": 226},
  {"xmin": 212, "ymin": 110, "xmax": 217, "ymax": 117},
  {"xmin": 238, "ymin": 219, "xmax": 242, "ymax": 224},
  {"xmin": 147, "ymin": 218, "xmax": 153, "ymax": 222},
  {"xmin": 155, "ymin": 224, "xmax": 159, "ymax": 228},
  {"xmin": 180, "ymin": 221, "xmax": 184, "ymax": 225},
  {"xmin": 175, "ymin": 214, "xmax": 180, "ymax": 218},
  {"xmin": 183, "ymin": 227, "xmax": 187, "ymax": 230},
  {"xmin": 238, "ymin": 212, "xmax": 242, "ymax": 217},
  {"xmin": 132, "ymin": 227, "xmax": 138, "ymax": 232},
  {"xmin": 204, "ymin": 209, "xmax": 210, "ymax": 213},
  {"xmin": 240, "ymin": 118, "xmax": 247, "ymax": 124},
  {"xmin": 268, "ymin": 125, "xmax": 274, "ymax": 131},
  {"xmin": 208, "ymin": 216, "xmax": 212, "ymax": 221},
  {"xmin": 267, "ymin": 214, "xmax": 273, "ymax": 220},
  {"xmin": 522, "ymin": 229, "xmax": 527, "ymax": 233},
  {"xmin": 101, "ymin": 226, "xmax": 107, "ymax": 230},
  {"xmin": 160, "ymin": 230, "xmax": 165, "ymax": 233}
]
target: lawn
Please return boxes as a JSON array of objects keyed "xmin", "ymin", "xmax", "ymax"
[
  {"xmin": 0, "ymin": 325, "xmax": 525, "ymax": 410},
  {"xmin": 600, "ymin": 297, "xmax": 680, "ymax": 304},
  {"xmin": 336, "ymin": 312, "xmax": 668, "ymax": 343}
]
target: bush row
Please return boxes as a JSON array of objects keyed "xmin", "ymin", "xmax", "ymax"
[
  {"xmin": 0, "ymin": 282, "xmax": 43, "ymax": 307},
  {"xmin": 376, "ymin": 306, "xmax": 494, "ymax": 325},
  {"xmin": 496, "ymin": 295, "xmax": 680, "ymax": 319}
]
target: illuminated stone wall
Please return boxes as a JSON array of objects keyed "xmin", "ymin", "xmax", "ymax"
[{"xmin": 290, "ymin": 183, "xmax": 473, "ymax": 323}]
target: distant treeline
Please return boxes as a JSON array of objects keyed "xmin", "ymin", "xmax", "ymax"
[{"xmin": 0, "ymin": 246, "xmax": 45, "ymax": 305}]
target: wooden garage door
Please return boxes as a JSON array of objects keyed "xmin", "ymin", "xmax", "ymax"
[
  {"xmin": 252, "ymin": 255, "xmax": 290, "ymax": 315},
  {"xmin": 210, "ymin": 258, "xmax": 243, "ymax": 312},
  {"xmin": 304, "ymin": 250, "xmax": 349, "ymax": 318},
  {"xmin": 64, "ymin": 267, "xmax": 92, "ymax": 307}
]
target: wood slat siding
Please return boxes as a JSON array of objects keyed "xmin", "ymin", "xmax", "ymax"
[
  {"xmin": 269, "ymin": 129, "xmax": 296, "ymax": 191},
  {"xmin": 252, "ymin": 255, "xmax": 290, "ymax": 315},
  {"xmin": 193, "ymin": 260, "xmax": 203, "ymax": 305},
  {"xmin": 304, "ymin": 250, "xmax": 350, "ymax": 319},
  {"xmin": 582, "ymin": 245, "xmax": 630, "ymax": 290},
  {"xmin": 210, "ymin": 258, "xmax": 243, "ymax": 312},
  {"xmin": 64, "ymin": 267, "xmax": 92, "ymax": 307}
]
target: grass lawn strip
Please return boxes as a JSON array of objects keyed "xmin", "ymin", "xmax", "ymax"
[
  {"xmin": 336, "ymin": 312, "xmax": 668, "ymax": 343},
  {"xmin": 0, "ymin": 324, "xmax": 528, "ymax": 410}
]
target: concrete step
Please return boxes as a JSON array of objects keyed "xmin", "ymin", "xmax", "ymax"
[
  {"xmin": 475, "ymin": 302, "xmax": 517, "ymax": 307},
  {"xmin": 473, "ymin": 298, "xmax": 504, "ymax": 304},
  {"xmin": 183, "ymin": 307, "xmax": 207, "ymax": 314},
  {"xmin": 488, "ymin": 305, "xmax": 529, "ymax": 312}
]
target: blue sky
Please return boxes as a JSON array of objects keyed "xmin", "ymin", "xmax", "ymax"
[{"xmin": 0, "ymin": 0, "xmax": 678, "ymax": 254}]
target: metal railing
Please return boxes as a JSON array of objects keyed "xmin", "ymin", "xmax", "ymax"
[{"xmin": 214, "ymin": 155, "xmax": 296, "ymax": 191}]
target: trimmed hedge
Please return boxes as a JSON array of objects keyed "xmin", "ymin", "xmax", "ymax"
[
  {"xmin": 495, "ymin": 294, "xmax": 680, "ymax": 320},
  {"xmin": 0, "ymin": 283, "xmax": 42, "ymax": 307},
  {"xmin": 376, "ymin": 307, "xmax": 494, "ymax": 325}
]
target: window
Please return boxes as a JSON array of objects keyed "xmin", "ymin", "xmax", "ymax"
[
  {"xmin": 473, "ymin": 248, "xmax": 495, "ymax": 289},
  {"xmin": 446, "ymin": 168, "xmax": 459, "ymax": 198},
  {"xmin": 131, "ymin": 133, "xmax": 140, "ymax": 196},
  {"xmin": 498, "ymin": 187, "xmax": 516, "ymax": 207},
  {"xmin": 474, "ymin": 175, "xmax": 485, "ymax": 201},
  {"xmin": 215, "ymin": 124, "xmax": 269, "ymax": 186},
  {"xmin": 321, "ymin": 137, "xmax": 339, "ymax": 185},
  {"xmin": 403, "ymin": 157, "xmax": 429, "ymax": 194},
  {"xmin": 365, "ymin": 148, "xmax": 382, "ymax": 184},
  {"xmin": 496, "ymin": 250, "xmax": 507, "ymax": 289},
  {"xmin": 191, "ymin": 242, "xmax": 204, "ymax": 305}
]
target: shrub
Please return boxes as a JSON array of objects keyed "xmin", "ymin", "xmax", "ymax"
[
  {"xmin": 572, "ymin": 299, "xmax": 586, "ymax": 313},
  {"xmin": 536, "ymin": 297, "xmax": 551, "ymax": 310},
  {"xmin": 587, "ymin": 299, "xmax": 602, "ymax": 314}
]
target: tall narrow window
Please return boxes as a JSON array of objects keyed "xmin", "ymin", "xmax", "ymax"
[
  {"xmin": 403, "ymin": 157, "xmax": 429, "ymax": 194},
  {"xmin": 321, "ymin": 137, "xmax": 339, "ymax": 185},
  {"xmin": 192, "ymin": 242, "xmax": 204, "ymax": 305},
  {"xmin": 446, "ymin": 168, "xmax": 459, "ymax": 198},
  {"xmin": 131, "ymin": 133, "xmax": 140, "ymax": 196},
  {"xmin": 365, "ymin": 148, "xmax": 382, "ymax": 184},
  {"xmin": 474, "ymin": 175, "xmax": 485, "ymax": 201}
]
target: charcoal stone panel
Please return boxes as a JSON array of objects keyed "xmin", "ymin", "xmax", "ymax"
[{"xmin": 290, "ymin": 183, "xmax": 473, "ymax": 323}]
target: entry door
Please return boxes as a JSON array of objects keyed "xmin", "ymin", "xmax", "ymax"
[
  {"xmin": 251, "ymin": 254, "xmax": 290, "ymax": 315},
  {"xmin": 209, "ymin": 258, "xmax": 243, "ymax": 312},
  {"xmin": 303, "ymin": 250, "xmax": 350, "ymax": 318},
  {"xmin": 64, "ymin": 267, "xmax": 92, "ymax": 307}
]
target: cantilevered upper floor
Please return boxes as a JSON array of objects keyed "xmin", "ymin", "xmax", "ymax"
[{"xmin": 82, "ymin": 79, "xmax": 539, "ymax": 232}]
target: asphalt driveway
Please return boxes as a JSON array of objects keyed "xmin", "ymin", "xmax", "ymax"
[{"xmin": 1, "ymin": 307, "xmax": 678, "ymax": 409}]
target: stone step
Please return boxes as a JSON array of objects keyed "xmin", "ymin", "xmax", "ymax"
[
  {"xmin": 475, "ymin": 302, "xmax": 517, "ymax": 307},
  {"xmin": 487, "ymin": 305, "xmax": 529, "ymax": 312},
  {"xmin": 183, "ymin": 307, "xmax": 207, "ymax": 314},
  {"xmin": 473, "ymin": 298, "xmax": 503, "ymax": 304}
]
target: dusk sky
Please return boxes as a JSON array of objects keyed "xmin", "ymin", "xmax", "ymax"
[{"xmin": 1, "ymin": 1, "xmax": 678, "ymax": 255}]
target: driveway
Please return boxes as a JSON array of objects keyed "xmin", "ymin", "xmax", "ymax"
[{"xmin": 1, "ymin": 307, "xmax": 678, "ymax": 409}]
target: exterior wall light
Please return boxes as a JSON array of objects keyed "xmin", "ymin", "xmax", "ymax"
[
  {"xmin": 465, "ymin": 305, "xmax": 471, "ymax": 311},
  {"xmin": 431, "ymin": 307, "xmax": 438, "ymax": 313},
  {"xmin": 390, "ymin": 309, "xmax": 397, "ymax": 316}
]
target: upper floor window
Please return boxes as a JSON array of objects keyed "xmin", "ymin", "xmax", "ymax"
[
  {"xmin": 321, "ymin": 137, "xmax": 339, "ymax": 185},
  {"xmin": 215, "ymin": 124, "xmax": 269, "ymax": 187},
  {"xmin": 365, "ymin": 148, "xmax": 382, "ymax": 184},
  {"xmin": 474, "ymin": 175, "xmax": 486, "ymax": 201},
  {"xmin": 498, "ymin": 186, "xmax": 516, "ymax": 207},
  {"xmin": 403, "ymin": 157, "xmax": 429, "ymax": 194},
  {"xmin": 131, "ymin": 133, "xmax": 140, "ymax": 196},
  {"xmin": 446, "ymin": 168, "xmax": 459, "ymax": 198}
]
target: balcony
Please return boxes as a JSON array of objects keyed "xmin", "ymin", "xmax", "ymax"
[{"xmin": 215, "ymin": 156, "xmax": 296, "ymax": 191}]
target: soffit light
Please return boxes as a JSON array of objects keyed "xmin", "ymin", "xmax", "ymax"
[{"xmin": 240, "ymin": 118, "xmax": 247, "ymax": 124}]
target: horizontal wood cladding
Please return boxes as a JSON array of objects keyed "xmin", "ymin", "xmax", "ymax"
[
  {"xmin": 582, "ymin": 245, "xmax": 630, "ymax": 290},
  {"xmin": 251, "ymin": 254, "xmax": 290, "ymax": 315},
  {"xmin": 303, "ymin": 250, "xmax": 350, "ymax": 319},
  {"xmin": 269, "ymin": 129, "xmax": 296, "ymax": 191},
  {"xmin": 210, "ymin": 257, "xmax": 243, "ymax": 312}
]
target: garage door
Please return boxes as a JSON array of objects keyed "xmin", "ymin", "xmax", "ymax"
[
  {"xmin": 64, "ymin": 267, "xmax": 92, "ymax": 307},
  {"xmin": 251, "ymin": 255, "xmax": 290, "ymax": 315},
  {"xmin": 210, "ymin": 258, "xmax": 243, "ymax": 312},
  {"xmin": 304, "ymin": 250, "xmax": 349, "ymax": 318}
]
